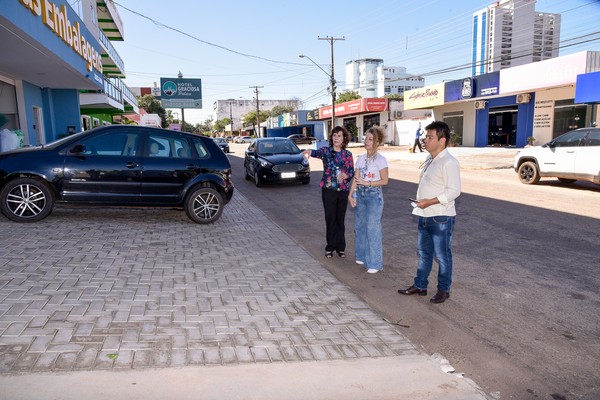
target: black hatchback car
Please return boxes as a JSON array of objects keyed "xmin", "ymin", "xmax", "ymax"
[
  {"xmin": 0, "ymin": 125, "xmax": 234, "ymax": 223},
  {"xmin": 243, "ymin": 137, "xmax": 310, "ymax": 187}
]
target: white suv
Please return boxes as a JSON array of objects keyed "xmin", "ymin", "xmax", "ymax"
[{"xmin": 514, "ymin": 128, "xmax": 600, "ymax": 185}]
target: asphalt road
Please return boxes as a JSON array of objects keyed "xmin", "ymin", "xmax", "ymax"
[{"xmin": 227, "ymin": 143, "xmax": 600, "ymax": 400}]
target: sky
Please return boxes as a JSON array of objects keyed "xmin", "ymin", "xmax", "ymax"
[{"xmin": 111, "ymin": 0, "xmax": 600, "ymax": 125}]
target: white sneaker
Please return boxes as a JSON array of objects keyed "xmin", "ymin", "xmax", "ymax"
[
  {"xmin": 367, "ymin": 268, "xmax": 380, "ymax": 274},
  {"xmin": 356, "ymin": 260, "xmax": 364, "ymax": 265}
]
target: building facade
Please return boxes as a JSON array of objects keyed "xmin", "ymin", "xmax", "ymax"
[
  {"xmin": 472, "ymin": 0, "xmax": 561, "ymax": 76},
  {"xmin": 0, "ymin": 0, "xmax": 137, "ymax": 145},
  {"xmin": 212, "ymin": 99, "xmax": 300, "ymax": 134},
  {"xmin": 345, "ymin": 59, "xmax": 424, "ymax": 98},
  {"xmin": 405, "ymin": 51, "xmax": 600, "ymax": 148}
]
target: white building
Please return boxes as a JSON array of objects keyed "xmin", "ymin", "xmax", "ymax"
[
  {"xmin": 472, "ymin": 0, "xmax": 561, "ymax": 76},
  {"xmin": 212, "ymin": 99, "xmax": 299, "ymax": 132},
  {"xmin": 345, "ymin": 59, "xmax": 424, "ymax": 98}
]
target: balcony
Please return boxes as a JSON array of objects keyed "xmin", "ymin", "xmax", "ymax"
[
  {"xmin": 98, "ymin": 29, "xmax": 125, "ymax": 78},
  {"xmin": 96, "ymin": 0, "xmax": 124, "ymax": 41},
  {"xmin": 80, "ymin": 77, "xmax": 139, "ymax": 114}
]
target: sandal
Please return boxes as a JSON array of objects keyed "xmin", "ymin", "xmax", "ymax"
[
  {"xmin": 325, "ymin": 251, "xmax": 333, "ymax": 258},
  {"xmin": 337, "ymin": 251, "xmax": 346, "ymax": 258}
]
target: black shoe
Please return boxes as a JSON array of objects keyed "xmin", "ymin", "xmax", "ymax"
[
  {"xmin": 398, "ymin": 286, "xmax": 427, "ymax": 296},
  {"xmin": 430, "ymin": 290, "xmax": 450, "ymax": 304}
]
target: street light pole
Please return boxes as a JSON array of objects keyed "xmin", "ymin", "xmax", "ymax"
[{"xmin": 300, "ymin": 35, "xmax": 344, "ymax": 132}]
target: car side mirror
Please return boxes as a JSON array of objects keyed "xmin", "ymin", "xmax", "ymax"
[
  {"xmin": 70, "ymin": 144, "xmax": 86, "ymax": 153},
  {"xmin": 246, "ymin": 150, "xmax": 256, "ymax": 157}
]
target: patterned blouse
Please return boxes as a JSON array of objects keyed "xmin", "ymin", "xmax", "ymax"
[{"xmin": 310, "ymin": 147, "xmax": 355, "ymax": 191}]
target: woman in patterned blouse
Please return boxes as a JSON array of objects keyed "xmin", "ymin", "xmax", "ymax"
[{"xmin": 303, "ymin": 126, "xmax": 355, "ymax": 258}]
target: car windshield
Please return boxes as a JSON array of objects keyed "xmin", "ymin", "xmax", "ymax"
[
  {"xmin": 257, "ymin": 140, "xmax": 300, "ymax": 155},
  {"xmin": 213, "ymin": 138, "xmax": 225, "ymax": 143}
]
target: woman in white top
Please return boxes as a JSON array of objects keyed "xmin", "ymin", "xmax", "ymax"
[{"xmin": 348, "ymin": 126, "xmax": 389, "ymax": 273}]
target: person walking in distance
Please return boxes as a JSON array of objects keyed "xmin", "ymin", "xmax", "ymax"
[
  {"xmin": 303, "ymin": 126, "xmax": 354, "ymax": 258},
  {"xmin": 412, "ymin": 122, "xmax": 424, "ymax": 153},
  {"xmin": 398, "ymin": 121, "xmax": 461, "ymax": 303},
  {"xmin": 348, "ymin": 126, "xmax": 389, "ymax": 273}
]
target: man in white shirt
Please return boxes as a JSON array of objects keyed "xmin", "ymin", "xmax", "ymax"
[{"xmin": 398, "ymin": 121, "xmax": 461, "ymax": 304}]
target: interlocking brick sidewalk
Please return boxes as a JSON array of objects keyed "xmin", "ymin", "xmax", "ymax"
[{"xmin": 0, "ymin": 192, "xmax": 419, "ymax": 373}]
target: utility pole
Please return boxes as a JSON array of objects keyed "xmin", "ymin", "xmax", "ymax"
[
  {"xmin": 318, "ymin": 36, "xmax": 345, "ymax": 132},
  {"xmin": 177, "ymin": 70, "xmax": 185, "ymax": 132},
  {"xmin": 249, "ymin": 85, "xmax": 263, "ymax": 138},
  {"xmin": 227, "ymin": 99, "xmax": 235, "ymax": 134}
]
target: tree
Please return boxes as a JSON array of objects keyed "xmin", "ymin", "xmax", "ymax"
[
  {"xmin": 336, "ymin": 91, "xmax": 361, "ymax": 104},
  {"xmin": 270, "ymin": 105, "xmax": 295, "ymax": 117},
  {"xmin": 242, "ymin": 110, "xmax": 270, "ymax": 136},
  {"xmin": 213, "ymin": 119, "xmax": 230, "ymax": 133},
  {"xmin": 137, "ymin": 94, "xmax": 167, "ymax": 128}
]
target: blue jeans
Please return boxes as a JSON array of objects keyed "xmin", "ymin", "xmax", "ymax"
[
  {"xmin": 354, "ymin": 186, "xmax": 384, "ymax": 270},
  {"xmin": 414, "ymin": 216, "xmax": 455, "ymax": 292}
]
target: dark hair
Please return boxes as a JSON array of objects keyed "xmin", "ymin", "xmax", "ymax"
[
  {"xmin": 329, "ymin": 126, "xmax": 350, "ymax": 148},
  {"xmin": 366, "ymin": 126, "xmax": 385, "ymax": 148},
  {"xmin": 425, "ymin": 121, "xmax": 451, "ymax": 147}
]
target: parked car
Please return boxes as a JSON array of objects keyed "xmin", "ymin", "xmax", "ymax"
[
  {"xmin": 225, "ymin": 136, "xmax": 233, "ymax": 143},
  {"xmin": 244, "ymin": 138, "xmax": 310, "ymax": 187},
  {"xmin": 287, "ymin": 134, "xmax": 317, "ymax": 145},
  {"xmin": 237, "ymin": 136, "xmax": 253, "ymax": 144},
  {"xmin": 212, "ymin": 137, "xmax": 230, "ymax": 153},
  {"xmin": 514, "ymin": 127, "xmax": 600, "ymax": 185},
  {"xmin": 0, "ymin": 125, "xmax": 234, "ymax": 223}
]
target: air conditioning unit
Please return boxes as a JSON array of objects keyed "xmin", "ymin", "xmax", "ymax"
[
  {"xmin": 516, "ymin": 93, "xmax": 531, "ymax": 104},
  {"xmin": 474, "ymin": 100, "xmax": 487, "ymax": 110},
  {"xmin": 392, "ymin": 110, "xmax": 403, "ymax": 119}
]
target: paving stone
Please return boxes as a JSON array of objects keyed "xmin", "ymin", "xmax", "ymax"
[{"xmin": 0, "ymin": 193, "xmax": 419, "ymax": 374}]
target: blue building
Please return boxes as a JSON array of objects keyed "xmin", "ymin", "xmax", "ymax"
[{"xmin": 0, "ymin": 0, "xmax": 137, "ymax": 145}]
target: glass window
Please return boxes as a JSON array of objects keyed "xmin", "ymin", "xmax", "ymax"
[
  {"xmin": 585, "ymin": 131, "xmax": 600, "ymax": 146},
  {"xmin": 78, "ymin": 131, "xmax": 138, "ymax": 156},
  {"xmin": 552, "ymin": 130, "xmax": 587, "ymax": 147},
  {"xmin": 147, "ymin": 134, "xmax": 192, "ymax": 158},
  {"xmin": 192, "ymin": 138, "xmax": 209, "ymax": 159}
]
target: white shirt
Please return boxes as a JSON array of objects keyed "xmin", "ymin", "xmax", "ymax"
[
  {"xmin": 355, "ymin": 153, "xmax": 388, "ymax": 183},
  {"xmin": 413, "ymin": 148, "xmax": 461, "ymax": 217}
]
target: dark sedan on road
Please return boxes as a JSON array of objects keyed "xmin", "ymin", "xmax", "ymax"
[
  {"xmin": 244, "ymin": 138, "xmax": 310, "ymax": 187},
  {"xmin": 212, "ymin": 137, "xmax": 230, "ymax": 153},
  {"xmin": 287, "ymin": 134, "xmax": 317, "ymax": 145},
  {"xmin": 0, "ymin": 125, "xmax": 234, "ymax": 223}
]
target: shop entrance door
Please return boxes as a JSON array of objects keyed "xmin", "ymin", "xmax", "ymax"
[{"xmin": 488, "ymin": 106, "xmax": 517, "ymax": 146}]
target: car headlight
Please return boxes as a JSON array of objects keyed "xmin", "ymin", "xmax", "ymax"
[
  {"xmin": 301, "ymin": 158, "xmax": 309, "ymax": 167},
  {"xmin": 259, "ymin": 159, "xmax": 273, "ymax": 168}
]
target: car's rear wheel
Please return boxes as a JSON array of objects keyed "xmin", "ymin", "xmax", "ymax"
[
  {"xmin": 0, "ymin": 178, "xmax": 54, "ymax": 222},
  {"xmin": 184, "ymin": 186, "xmax": 224, "ymax": 224},
  {"xmin": 518, "ymin": 161, "xmax": 540, "ymax": 184},
  {"xmin": 558, "ymin": 178, "xmax": 576, "ymax": 184}
]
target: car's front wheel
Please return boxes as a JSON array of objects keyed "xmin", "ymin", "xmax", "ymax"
[
  {"xmin": 184, "ymin": 186, "xmax": 224, "ymax": 224},
  {"xmin": 0, "ymin": 178, "xmax": 54, "ymax": 222},
  {"xmin": 254, "ymin": 171, "xmax": 262, "ymax": 187},
  {"xmin": 518, "ymin": 161, "xmax": 540, "ymax": 184}
]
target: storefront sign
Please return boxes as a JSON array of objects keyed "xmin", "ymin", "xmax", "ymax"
[
  {"xmin": 18, "ymin": 0, "xmax": 103, "ymax": 74},
  {"xmin": 500, "ymin": 51, "xmax": 588, "ymax": 93},
  {"xmin": 404, "ymin": 83, "xmax": 445, "ymax": 110},
  {"xmin": 160, "ymin": 78, "xmax": 203, "ymax": 109},
  {"xmin": 444, "ymin": 72, "xmax": 499, "ymax": 102},
  {"xmin": 318, "ymin": 98, "xmax": 388, "ymax": 119},
  {"xmin": 575, "ymin": 71, "xmax": 600, "ymax": 103}
]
